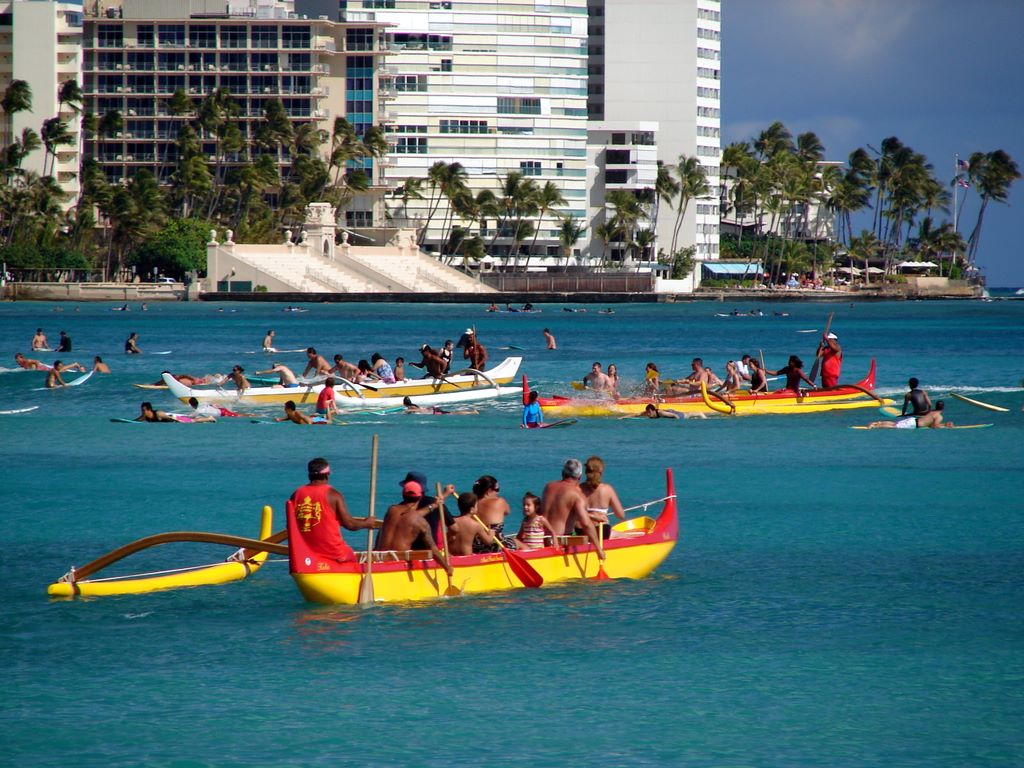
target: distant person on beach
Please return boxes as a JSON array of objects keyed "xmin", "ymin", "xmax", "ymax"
[
  {"xmin": 56, "ymin": 331, "xmax": 72, "ymax": 352},
  {"xmin": 14, "ymin": 353, "xmax": 49, "ymax": 371},
  {"xmin": 256, "ymin": 362, "xmax": 299, "ymax": 388},
  {"xmin": 124, "ymin": 332, "xmax": 142, "ymax": 354},
  {"xmin": 31, "ymin": 328, "xmax": 48, "ymax": 350},
  {"xmin": 93, "ymin": 356, "xmax": 111, "ymax": 373},
  {"xmin": 865, "ymin": 401, "xmax": 952, "ymax": 429},
  {"xmin": 816, "ymin": 332, "xmax": 843, "ymax": 387},
  {"xmin": 262, "ymin": 330, "xmax": 276, "ymax": 352},
  {"xmin": 902, "ymin": 377, "xmax": 933, "ymax": 416},
  {"xmin": 286, "ymin": 457, "xmax": 378, "ymax": 564},
  {"xmin": 544, "ymin": 328, "xmax": 557, "ymax": 350}
]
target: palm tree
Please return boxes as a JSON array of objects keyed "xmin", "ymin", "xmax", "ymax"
[
  {"xmin": 1, "ymin": 80, "xmax": 32, "ymax": 118},
  {"xmin": 848, "ymin": 229, "xmax": 881, "ymax": 286},
  {"xmin": 57, "ymin": 79, "xmax": 83, "ymax": 115},
  {"xmin": 40, "ymin": 117, "xmax": 74, "ymax": 178},
  {"xmin": 527, "ymin": 181, "xmax": 567, "ymax": 262},
  {"xmin": 964, "ymin": 149, "xmax": 1021, "ymax": 266},
  {"xmin": 606, "ymin": 189, "xmax": 644, "ymax": 265},
  {"xmin": 557, "ymin": 217, "xmax": 584, "ymax": 267},
  {"xmin": 753, "ymin": 121, "xmax": 793, "ymax": 161},
  {"xmin": 668, "ymin": 155, "xmax": 709, "ymax": 260}
]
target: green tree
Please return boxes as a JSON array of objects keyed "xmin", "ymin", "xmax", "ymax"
[
  {"xmin": 963, "ymin": 149, "xmax": 1020, "ymax": 266},
  {"xmin": 131, "ymin": 217, "xmax": 211, "ymax": 278}
]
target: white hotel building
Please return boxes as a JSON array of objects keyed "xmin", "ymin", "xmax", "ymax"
[
  {"xmin": 341, "ymin": 0, "xmax": 590, "ymax": 261},
  {"xmin": 0, "ymin": 0, "xmax": 84, "ymax": 208},
  {"xmin": 588, "ymin": 0, "xmax": 721, "ymax": 289}
]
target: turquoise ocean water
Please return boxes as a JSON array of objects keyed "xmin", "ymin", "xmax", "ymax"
[{"xmin": 2, "ymin": 299, "xmax": 1022, "ymax": 767}]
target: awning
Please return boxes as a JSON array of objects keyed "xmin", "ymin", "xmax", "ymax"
[
  {"xmin": 702, "ymin": 262, "xmax": 763, "ymax": 276},
  {"xmin": 897, "ymin": 260, "xmax": 938, "ymax": 269},
  {"xmin": 835, "ymin": 266, "xmax": 862, "ymax": 275}
]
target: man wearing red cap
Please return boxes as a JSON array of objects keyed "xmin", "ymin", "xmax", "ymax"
[
  {"xmin": 287, "ymin": 457, "xmax": 378, "ymax": 565},
  {"xmin": 376, "ymin": 478, "xmax": 454, "ymax": 575},
  {"xmin": 816, "ymin": 332, "xmax": 843, "ymax": 388}
]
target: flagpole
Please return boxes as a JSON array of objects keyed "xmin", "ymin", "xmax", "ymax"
[{"xmin": 953, "ymin": 154, "xmax": 959, "ymax": 233}]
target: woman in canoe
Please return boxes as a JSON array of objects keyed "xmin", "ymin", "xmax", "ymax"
[
  {"xmin": 579, "ymin": 456, "xmax": 628, "ymax": 535},
  {"xmin": 370, "ymin": 353, "xmax": 397, "ymax": 384},
  {"xmin": 472, "ymin": 475, "xmax": 514, "ymax": 551}
]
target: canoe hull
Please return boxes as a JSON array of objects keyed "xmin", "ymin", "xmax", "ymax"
[
  {"xmin": 541, "ymin": 360, "xmax": 892, "ymax": 417},
  {"xmin": 291, "ymin": 470, "xmax": 679, "ymax": 605},
  {"xmin": 163, "ymin": 357, "xmax": 522, "ymax": 406}
]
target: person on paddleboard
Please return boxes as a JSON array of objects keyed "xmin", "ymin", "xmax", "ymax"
[
  {"xmin": 902, "ymin": 377, "xmax": 933, "ymax": 416},
  {"xmin": 31, "ymin": 328, "xmax": 48, "ymax": 350},
  {"xmin": 134, "ymin": 401, "xmax": 177, "ymax": 422},
  {"xmin": 286, "ymin": 457, "xmax": 378, "ymax": 566},
  {"xmin": 274, "ymin": 400, "xmax": 325, "ymax": 425},
  {"xmin": 262, "ymin": 330, "xmax": 276, "ymax": 352},
  {"xmin": 14, "ymin": 353, "xmax": 50, "ymax": 371},
  {"xmin": 522, "ymin": 390, "xmax": 544, "ymax": 428},
  {"xmin": 816, "ymin": 332, "xmax": 843, "ymax": 387},
  {"xmin": 865, "ymin": 400, "xmax": 953, "ymax": 429}
]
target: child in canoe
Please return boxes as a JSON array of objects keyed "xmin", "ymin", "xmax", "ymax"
[{"xmin": 515, "ymin": 493, "xmax": 557, "ymax": 550}]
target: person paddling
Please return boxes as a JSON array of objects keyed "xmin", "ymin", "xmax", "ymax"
[
  {"xmin": 816, "ymin": 332, "xmax": 843, "ymax": 387},
  {"xmin": 902, "ymin": 377, "xmax": 933, "ymax": 416}
]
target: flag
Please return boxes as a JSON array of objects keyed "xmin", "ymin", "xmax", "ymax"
[
  {"xmin": 957, "ymin": 177, "xmax": 970, "ymax": 189},
  {"xmin": 957, "ymin": 158, "xmax": 969, "ymax": 170}
]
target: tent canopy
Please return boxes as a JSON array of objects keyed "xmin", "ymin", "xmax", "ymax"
[{"xmin": 897, "ymin": 260, "xmax": 938, "ymax": 269}]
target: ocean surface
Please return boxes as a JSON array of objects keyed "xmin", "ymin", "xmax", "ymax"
[{"xmin": 1, "ymin": 299, "xmax": 1022, "ymax": 767}]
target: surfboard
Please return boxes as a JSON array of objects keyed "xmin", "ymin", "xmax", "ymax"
[
  {"xmin": 152, "ymin": 350, "xmax": 173, "ymax": 355},
  {"xmin": 34, "ymin": 370, "xmax": 93, "ymax": 390},
  {"xmin": 850, "ymin": 424, "xmax": 993, "ymax": 430},
  {"xmin": 134, "ymin": 383, "xmax": 168, "ymax": 390},
  {"xmin": 499, "ymin": 345, "xmax": 525, "ymax": 351},
  {"xmin": 0, "ymin": 406, "xmax": 39, "ymax": 415},
  {"xmin": 110, "ymin": 418, "xmax": 144, "ymax": 423},
  {"xmin": 538, "ymin": 419, "xmax": 577, "ymax": 429},
  {"xmin": 949, "ymin": 392, "xmax": 1009, "ymax": 413}
]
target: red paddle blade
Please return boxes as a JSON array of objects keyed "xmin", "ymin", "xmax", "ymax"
[
  {"xmin": 521, "ymin": 374, "xmax": 531, "ymax": 406},
  {"xmin": 504, "ymin": 549, "xmax": 543, "ymax": 588},
  {"xmin": 593, "ymin": 562, "xmax": 611, "ymax": 581}
]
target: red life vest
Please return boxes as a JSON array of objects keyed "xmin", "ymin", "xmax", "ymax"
[
  {"xmin": 821, "ymin": 349, "xmax": 842, "ymax": 385},
  {"xmin": 287, "ymin": 483, "xmax": 355, "ymax": 572}
]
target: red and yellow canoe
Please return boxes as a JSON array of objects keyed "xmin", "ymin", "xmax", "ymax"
[
  {"xmin": 538, "ymin": 360, "xmax": 892, "ymax": 417},
  {"xmin": 291, "ymin": 470, "xmax": 679, "ymax": 605}
]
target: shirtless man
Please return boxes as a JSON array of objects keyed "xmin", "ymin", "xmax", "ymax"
[
  {"xmin": 446, "ymin": 492, "xmax": 497, "ymax": 556},
  {"xmin": 540, "ymin": 458, "xmax": 606, "ymax": 559},
  {"xmin": 901, "ymin": 377, "xmax": 932, "ymax": 416},
  {"xmin": 92, "ymin": 356, "xmax": 111, "ymax": 373},
  {"xmin": 256, "ymin": 362, "xmax": 299, "ymax": 388},
  {"xmin": 866, "ymin": 400, "xmax": 952, "ymax": 429},
  {"xmin": 226, "ymin": 365, "xmax": 250, "ymax": 394},
  {"xmin": 14, "ymin": 353, "xmax": 49, "ymax": 371},
  {"xmin": 301, "ymin": 347, "xmax": 331, "ymax": 379},
  {"xmin": 583, "ymin": 362, "xmax": 612, "ymax": 392},
  {"xmin": 402, "ymin": 396, "xmax": 478, "ymax": 416},
  {"xmin": 670, "ymin": 358, "xmax": 722, "ymax": 394},
  {"xmin": 31, "ymin": 328, "xmax": 49, "ymax": 350},
  {"xmin": 45, "ymin": 360, "xmax": 86, "ymax": 388},
  {"xmin": 463, "ymin": 333, "xmax": 488, "ymax": 371},
  {"xmin": 409, "ymin": 344, "xmax": 447, "ymax": 378},
  {"xmin": 330, "ymin": 354, "xmax": 360, "ymax": 380},
  {"xmin": 543, "ymin": 328, "xmax": 557, "ymax": 350},
  {"xmin": 124, "ymin": 332, "xmax": 142, "ymax": 354},
  {"xmin": 375, "ymin": 480, "xmax": 453, "ymax": 575},
  {"xmin": 275, "ymin": 400, "xmax": 323, "ymax": 425},
  {"xmin": 262, "ymin": 330, "xmax": 276, "ymax": 352}
]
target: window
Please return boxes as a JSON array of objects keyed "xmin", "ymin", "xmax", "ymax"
[
  {"xmin": 395, "ymin": 137, "xmax": 427, "ymax": 154},
  {"xmin": 606, "ymin": 149, "xmax": 630, "ymax": 164},
  {"xmin": 347, "ymin": 28, "xmax": 374, "ymax": 51},
  {"xmin": 158, "ymin": 24, "xmax": 185, "ymax": 47},
  {"xmin": 428, "ymin": 1, "xmax": 452, "ymax": 8},
  {"xmin": 189, "ymin": 25, "xmax": 215, "ymax": 48},
  {"xmin": 364, "ymin": 0, "xmax": 395, "ymax": 7},
  {"xmin": 520, "ymin": 161, "xmax": 541, "ymax": 176},
  {"xmin": 286, "ymin": 53, "xmax": 311, "ymax": 71},
  {"xmin": 221, "ymin": 26, "xmax": 246, "ymax": 49},
  {"xmin": 345, "ymin": 210, "xmax": 373, "ymax": 227},
  {"xmin": 697, "ymin": 27, "xmax": 720, "ymax": 41},
  {"xmin": 136, "ymin": 25, "xmax": 154, "ymax": 47},
  {"xmin": 440, "ymin": 58, "xmax": 452, "ymax": 72},
  {"xmin": 394, "ymin": 75, "xmax": 427, "ymax": 92},
  {"xmin": 605, "ymin": 170, "xmax": 628, "ymax": 184},
  {"xmin": 440, "ymin": 119, "xmax": 488, "ymax": 134},
  {"xmin": 392, "ymin": 33, "xmax": 452, "ymax": 51},
  {"xmin": 698, "ymin": 47, "xmax": 720, "ymax": 61},
  {"xmin": 697, "ymin": 67, "xmax": 720, "ymax": 80},
  {"xmin": 252, "ymin": 26, "xmax": 278, "ymax": 49},
  {"xmin": 97, "ymin": 25, "xmax": 123, "ymax": 48},
  {"xmin": 632, "ymin": 131, "xmax": 655, "ymax": 145},
  {"xmin": 497, "ymin": 96, "xmax": 540, "ymax": 115},
  {"xmin": 283, "ymin": 26, "xmax": 311, "ymax": 49},
  {"xmin": 222, "ymin": 52, "xmax": 247, "ymax": 71}
]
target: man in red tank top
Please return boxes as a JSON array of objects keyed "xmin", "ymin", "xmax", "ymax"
[
  {"xmin": 287, "ymin": 457, "xmax": 377, "ymax": 568},
  {"xmin": 817, "ymin": 332, "xmax": 843, "ymax": 388}
]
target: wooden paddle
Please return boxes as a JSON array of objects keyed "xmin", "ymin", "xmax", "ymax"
[
  {"xmin": 473, "ymin": 514, "xmax": 543, "ymax": 588},
  {"xmin": 808, "ymin": 312, "xmax": 834, "ymax": 384},
  {"xmin": 358, "ymin": 434, "xmax": 379, "ymax": 606},
  {"xmin": 436, "ymin": 482, "xmax": 461, "ymax": 597},
  {"xmin": 755, "ymin": 349, "xmax": 768, "ymax": 393},
  {"xmin": 593, "ymin": 521, "xmax": 610, "ymax": 580}
]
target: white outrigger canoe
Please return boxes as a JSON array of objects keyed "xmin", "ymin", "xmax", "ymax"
[{"xmin": 162, "ymin": 357, "xmax": 523, "ymax": 408}]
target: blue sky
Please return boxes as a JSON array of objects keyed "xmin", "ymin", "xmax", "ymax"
[{"xmin": 723, "ymin": 0, "xmax": 1024, "ymax": 286}]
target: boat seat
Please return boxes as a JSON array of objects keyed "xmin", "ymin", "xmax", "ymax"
[
  {"xmin": 557, "ymin": 535, "xmax": 589, "ymax": 547},
  {"xmin": 360, "ymin": 550, "xmax": 434, "ymax": 563}
]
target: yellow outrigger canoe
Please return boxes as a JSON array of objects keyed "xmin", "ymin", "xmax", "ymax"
[
  {"xmin": 289, "ymin": 470, "xmax": 679, "ymax": 605},
  {"xmin": 47, "ymin": 506, "xmax": 288, "ymax": 598},
  {"xmin": 540, "ymin": 360, "xmax": 892, "ymax": 418}
]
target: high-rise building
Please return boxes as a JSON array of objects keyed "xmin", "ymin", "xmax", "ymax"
[
  {"xmin": 343, "ymin": 0, "xmax": 589, "ymax": 263},
  {"xmin": 588, "ymin": 0, "xmax": 720, "ymax": 288},
  {"xmin": 80, "ymin": 0, "xmax": 391, "ymax": 224},
  {"xmin": 1, "ymin": 0, "xmax": 84, "ymax": 208}
]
